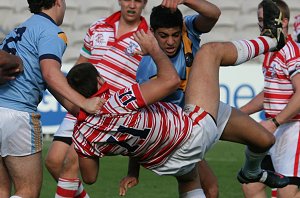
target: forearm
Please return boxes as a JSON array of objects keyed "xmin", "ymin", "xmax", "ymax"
[
  {"xmin": 184, "ymin": 0, "xmax": 220, "ymax": 32},
  {"xmin": 127, "ymin": 157, "xmax": 140, "ymax": 178},
  {"xmin": 275, "ymin": 75, "xmax": 300, "ymax": 124},
  {"xmin": 274, "ymin": 93, "xmax": 300, "ymax": 125},
  {"xmin": 48, "ymin": 87, "xmax": 79, "ymax": 117},
  {"xmin": 45, "ymin": 70, "xmax": 86, "ymax": 109},
  {"xmin": 240, "ymin": 91, "xmax": 264, "ymax": 115}
]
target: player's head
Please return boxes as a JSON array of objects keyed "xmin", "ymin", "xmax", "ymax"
[
  {"xmin": 150, "ymin": 5, "xmax": 183, "ymax": 57},
  {"xmin": 257, "ymin": 0, "xmax": 290, "ymax": 33},
  {"xmin": 118, "ymin": 0, "xmax": 147, "ymax": 24},
  {"xmin": 66, "ymin": 63, "xmax": 102, "ymax": 98},
  {"xmin": 27, "ymin": 0, "xmax": 66, "ymax": 25}
]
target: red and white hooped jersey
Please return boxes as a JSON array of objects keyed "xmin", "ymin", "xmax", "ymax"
[
  {"xmin": 64, "ymin": 11, "xmax": 148, "ymax": 122},
  {"xmin": 263, "ymin": 35, "xmax": 300, "ymax": 120},
  {"xmin": 73, "ymin": 83, "xmax": 193, "ymax": 169},
  {"xmin": 81, "ymin": 11, "xmax": 148, "ymax": 94}
]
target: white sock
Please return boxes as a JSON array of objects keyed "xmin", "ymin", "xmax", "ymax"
[
  {"xmin": 232, "ymin": 36, "xmax": 277, "ymax": 65},
  {"xmin": 10, "ymin": 196, "xmax": 22, "ymax": 198},
  {"xmin": 180, "ymin": 188, "xmax": 206, "ymax": 198}
]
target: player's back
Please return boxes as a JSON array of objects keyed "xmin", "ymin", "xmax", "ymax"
[
  {"xmin": 73, "ymin": 84, "xmax": 193, "ymax": 169},
  {"xmin": 0, "ymin": 13, "xmax": 67, "ymax": 112}
]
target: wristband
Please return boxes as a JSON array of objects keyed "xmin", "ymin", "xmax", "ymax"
[{"xmin": 271, "ymin": 117, "xmax": 280, "ymax": 128}]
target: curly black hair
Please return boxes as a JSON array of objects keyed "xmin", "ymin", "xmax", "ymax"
[
  {"xmin": 150, "ymin": 5, "xmax": 183, "ymax": 31},
  {"xmin": 27, "ymin": 0, "xmax": 56, "ymax": 13}
]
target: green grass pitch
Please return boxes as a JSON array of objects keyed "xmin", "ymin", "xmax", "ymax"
[{"xmin": 40, "ymin": 140, "xmax": 269, "ymax": 197}]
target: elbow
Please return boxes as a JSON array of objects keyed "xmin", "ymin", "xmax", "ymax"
[{"xmin": 168, "ymin": 74, "xmax": 181, "ymax": 91}]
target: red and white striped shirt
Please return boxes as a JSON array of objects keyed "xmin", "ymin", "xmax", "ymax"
[
  {"xmin": 65, "ymin": 11, "xmax": 148, "ymax": 121},
  {"xmin": 263, "ymin": 35, "xmax": 300, "ymax": 120},
  {"xmin": 73, "ymin": 83, "xmax": 192, "ymax": 169},
  {"xmin": 81, "ymin": 11, "xmax": 148, "ymax": 94}
]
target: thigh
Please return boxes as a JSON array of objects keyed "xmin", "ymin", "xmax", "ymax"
[
  {"xmin": 0, "ymin": 107, "xmax": 42, "ymax": 157},
  {"xmin": 0, "ymin": 157, "xmax": 11, "ymax": 198},
  {"xmin": 220, "ymin": 108, "xmax": 274, "ymax": 152},
  {"xmin": 5, "ymin": 152, "xmax": 42, "ymax": 197}
]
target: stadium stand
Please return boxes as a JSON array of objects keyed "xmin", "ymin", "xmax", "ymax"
[
  {"xmin": 241, "ymin": 0, "xmax": 262, "ymax": 15},
  {"xmin": 76, "ymin": 0, "xmax": 114, "ymax": 18},
  {"xmin": 12, "ymin": 0, "xmax": 30, "ymax": 14},
  {"xmin": 0, "ymin": 1, "xmax": 14, "ymax": 21}
]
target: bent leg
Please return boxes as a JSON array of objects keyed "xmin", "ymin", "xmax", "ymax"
[
  {"xmin": 176, "ymin": 166, "xmax": 204, "ymax": 197},
  {"xmin": 186, "ymin": 36, "xmax": 278, "ymax": 120},
  {"xmin": 5, "ymin": 152, "xmax": 42, "ymax": 198},
  {"xmin": 185, "ymin": 42, "xmax": 237, "ymax": 120},
  {"xmin": 198, "ymin": 160, "xmax": 218, "ymax": 198},
  {"xmin": 45, "ymin": 140, "xmax": 71, "ymax": 181},
  {"xmin": 220, "ymin": 108, "xmax": 274, "ymax": 152},
  {"xmin": 56, "ymin": 144, "xmax": 90, "ymax": 198}
]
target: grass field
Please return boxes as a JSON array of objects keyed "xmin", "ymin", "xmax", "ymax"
[
  {"xmin": 39, "ymin": 140, "xmax": 259, "ymax": 198},
  {"xmin": 41, "ymin": 141, "xmax": 274, "ymax": 198}
]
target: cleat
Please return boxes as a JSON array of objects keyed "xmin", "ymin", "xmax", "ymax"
[
  {"xmin": 260, "ymin": 0, "xmax": 286, "ymax": 50},
  {"xmin": 237, "ymin": 169, "xmax": 290, "ymax": 188}
]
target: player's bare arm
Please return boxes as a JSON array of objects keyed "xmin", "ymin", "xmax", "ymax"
[
  {"xmin": 40, "ymin": 59, "xmax": 103, "ymax": 114},
  {"xmin": 240, "ymin": 91, "xmax": 264, "ymax": 115},
  {"xmin": 134, "ymin": 30, "xmax": 180, "ymax": 105},
  {"xmin": 119, "ymin": 157, "xmax": 140, "ymax": 196},
  {"xmin": 161, "ymin": 0, "xmax": 220, "ymax": 33}
]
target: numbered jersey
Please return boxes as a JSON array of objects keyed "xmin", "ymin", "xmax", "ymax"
[
  {"xmin": 73, "ymin": 83, "xmax": 192, "ymax": 169},
  {"xmin": 0, "ymin": 13, "xmax": 67, "ymax": 112}
]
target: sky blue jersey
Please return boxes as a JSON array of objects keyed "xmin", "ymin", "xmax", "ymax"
[
  {"xmin": 0, "ymin": 13, "xmax": 67, "ymax": 112},
  {"xmin": 136, "ymin": 15, "xmax": 201, "ymax": 108}
]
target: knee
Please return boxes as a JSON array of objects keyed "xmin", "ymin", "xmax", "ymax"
[
  {"xmin": 82, "ymin": 174, "xmax": 97, "ymax": 185},
  {"xmin": 45, "ymin": 155, "xmax": 60, "ymax": 171},
  {"xmin": 259, "ymin": 132, "xmax": 275, "ymax": 151},
  {"xmin": 199, "ymin": 42, "xmax": 224, "ymax": 56}
]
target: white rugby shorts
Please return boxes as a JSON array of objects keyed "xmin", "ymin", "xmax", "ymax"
[
  {"xmin": 152, "ymin": 102, "xmax": 231, "ymax": 176},
  {"xmin": 54, "ymin": 116, "xmax": 76, "ymax": 138},
  {"xmin": 0, "ymin": 107, "xmax": 42, "ymax": 157},
  {"xmin": 269, "ymin": 120, "xmax": 300, "ymax": 177}
]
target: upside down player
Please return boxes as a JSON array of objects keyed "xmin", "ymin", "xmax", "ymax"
[
  {"xmin": 57, "ymin": 1, "xmax": 291, "ymax": 197},
  {"xmin": 124, "ymin": 1, "xmax": 222, "ymax": 197}
]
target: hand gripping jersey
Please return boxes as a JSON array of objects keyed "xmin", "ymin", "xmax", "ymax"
[
  {"xmin": 73, "ymin": 83, "xmax": 193, "ymax": 169},
  {"xmin": 262, "ymin": 35, "xmax": 300, "ymax": 120}
]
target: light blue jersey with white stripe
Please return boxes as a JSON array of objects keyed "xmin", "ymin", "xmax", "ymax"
[
  {"xmin": 136, "ymin": 15, "xmax": 201, "ymax": 107},
  {"xmin": 0, "ymin": 13, "xmax": 67, "ymax": 112}
]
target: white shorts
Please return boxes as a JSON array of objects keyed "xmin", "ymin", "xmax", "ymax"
[
  {"xmin": 54, "ymin": 114, "xmax": 76, "ymax": 138},
  {"xmin": 0, "ymin": 107, "xmax": 42, "ymax": 157},
  {"xmin": 152, "ymin": 102, "xmax": 232, "ymax": 176},
  {"xmin": 269, "ymin": 120, "xmax": 300, "ymax": 177}
]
